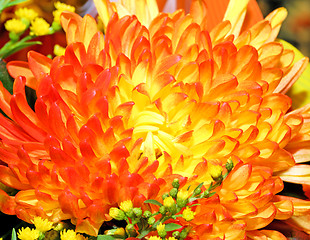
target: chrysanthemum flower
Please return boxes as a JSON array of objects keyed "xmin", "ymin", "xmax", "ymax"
[{"xmin": 0, "ymin": 0, "xmax": 310, "ymax": 238}]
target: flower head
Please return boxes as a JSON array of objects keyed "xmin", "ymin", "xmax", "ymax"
[
  {"xmin": 182, "ymin": 207, "xmax": 195, "ymax": 221},
  {"xmin": 60, "ymin": 229, "xmax": 76, "ymax": 240},
  {"xmin": 149, "ymin": 237, "xmax": 161, "ymax": 240},
  {"xmin": 17, "ymin": 227, "xmax": 40, "ymax": 240},
  {"xmin": 119, "ymin": 199, "xmax": 133, "ymax": 213},
  {"xmin": 15, "ymin": 8, "xmax": 38, "ymax": 22},
  {"xmin": 156, "ymin": 222, "xmax": 166, "ymax": 238},
  {"xmin": 1, "ymin": 0, "xmax": 310, "ymax": 239},
  {"xmin": 32, "ymin": 216, "xmax": 54, "ymax": 232},
  {"xmin": 30, "ymin": 17, "xmax": 50, "ymax": 36},
  {"xmin": 209, "ymin": 164, "xmax": 223, "ymax": 181},
  {"xmin": 163, "ymin": 196, "xmax": 175, "ymax": 208},
  {"xmin": 53, "ymin": 1, "xmax": 75, "ymax": 24},
  {"xmin": 4, "ymin": 18, "xmax": 27, "ymax": 34},
  {"xmin": 109, "ymin": 207, "xmax": 126, "ymax": 221}
]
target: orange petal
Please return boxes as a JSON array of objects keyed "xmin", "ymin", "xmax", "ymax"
[{"xmin": 6, "ymin": 61, "xmax": 37, "ymax": 89}]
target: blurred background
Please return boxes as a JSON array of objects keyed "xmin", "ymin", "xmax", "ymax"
[{"xmin": 258, "ymin": 0, "xmax": 310, "ymax": 57}]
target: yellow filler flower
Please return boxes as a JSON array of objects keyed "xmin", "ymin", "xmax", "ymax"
[
  {"xmin": 32, "ymin": 216, "xmax": 54, "ymax": 232},
  {"xmin": 4, "ymin": 18, "xmax": 27, "ymax": 34},
  {"xmin": 15, "ymin": 7, "xmax": 38, "ymax": 22},
  {"xmin": 30, "ymin": 17, "xmax": 50, "ymax": 36},
  {"xmin": 17, "ymin": 227, "xmax": 40, "ymax": 240}
]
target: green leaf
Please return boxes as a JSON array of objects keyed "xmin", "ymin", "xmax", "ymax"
[
  {"xmin": 11, "ymin": 228, "xmax": 17, "ymax": 240},
  {"xmin": 165, "ymin": 223, "xmax": 182, "ymax": 232},
  {"xmin": 0, "ymin": 60, "xmax": 13, "ymax": 94},
  {"xmin": 0, "ymin": 40, "xmax": 42, "ymax": 59},
  {"xmin": 5, "ymin": 0, "xmax": 29, "ymax": 7},
  {"xmin": 188, "ymin": 203, "xmax": 200, "ymax": 207},
  {"xmin": 144, "ymin": 199, "xmax": 163, "ymax": 207},
  {"xmin": 0, "ymin": 0, "xmax": 29, "ymax": 14},
  {"xmin": 97, "ymin": 235, "xmax": 116, "ymax": 240}
]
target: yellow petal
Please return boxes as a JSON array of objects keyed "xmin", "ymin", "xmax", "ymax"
[
  {"xmin": 265, "ymin": 7, "xmax": 287, "ymax": 43},
  {"xmin": 93, "ymin": 0, "xmax": 112, "ymax": 30},
  {"xmin": 223, "ymin": 0, "xmax": 250, "ymax": 37},
  {"xmin": 277, "ymin": 164, "xmax": 310, "ymax": 185}
]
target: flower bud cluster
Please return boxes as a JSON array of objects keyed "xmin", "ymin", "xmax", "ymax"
[
  {"xmin": 107, "ymin": 159, "xmax": 234, "ymax": 239},
  {"xmin": 14, "ymin": 216, "xmax": 87, "ymax": 240},
  {"xmin": 1, "ymin": 2, "xmax": 74, "ymax": 59}
]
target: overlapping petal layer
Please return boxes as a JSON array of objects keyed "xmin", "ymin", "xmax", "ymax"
[{"xmin": 0, "ymin": 0, "xmax": 309, "ymax": 238}]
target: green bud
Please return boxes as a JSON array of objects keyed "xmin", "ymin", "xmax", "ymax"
[
  {"xmin": 127, "ymin": 209, "xmax": 135, "ymax": 218},
  {"xmin": 126, "ymin": 224, "xmax": 135, "ymax": 231},
  {"xmin": 179, "ymin": 228, "xmax": 190, "ymax": 239},
  {"xmin": 193, "ymin": 187, "xmax": 201, "ymax": 196},
  {"xmin": 133, "ymin": 207, "xmax": 142, "ymax": 218},
  {"xmin": 143, "ymin": 210, "xmax": 152, "ymax": 218},
  {"xmin": 125, "ymin": 224, "xmax": 136, "ymax": 236},
  {"xmin": 203, "ymin": 190, "xmax": 210, "ymax": 198},
  {"xmin": 159, "ymin": 206, "xmax": 166, "ymax": 214},
  {"xmin": 225, "ymin": 158, "xmax": 234, "ymax": 172},
  {"xmin": 176, "ymin": 198, "xmax": 188, "ymax": 208},
  {"xmin": 170, "ymin": 187, "xmax": 178, "ymax": 198},
  {"xmin": 172, "ymin": 178, "xmax": 180, "ymax": 189},
  {"xmin": 9, "ymin": 32, "xmax": 20, "ymax": 42},
  {"xmin": 51, "ymin": 21, "xmax": 62, "ymax": 31},
  {"xmin": 162, "ymin": 192, "xmax": 169, "ymax": 200},
  {"xmin": 109, "ymin": 207, "xmax": 126, "ymax": 221},
  {"xmin": 147, "ymin": 216, "xmax": 156, "ymax": 225},
  {"xmin": 172, "ymin": 231, "xmax": 180, "ymax": 238}
]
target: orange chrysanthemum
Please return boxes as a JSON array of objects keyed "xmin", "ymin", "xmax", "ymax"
[{"xmin": 0, "ymin": 0, "xmax": 310, "ymax": 238}]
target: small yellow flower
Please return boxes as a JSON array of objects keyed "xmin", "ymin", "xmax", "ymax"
[
  {"xmin": 60, "ymin": 229, "xmax": 77, "ymax": 240},
  {"xmin": 4, "ymin": 18, "xmax": 27, "ymax": 34},
  {"xmin": 30, "ymin": 18, "xmax": 50, "ymax": 36},
  {"xmin": 149, "ymin": 237, "xmax": 161, "ymax": 240},
  {"xmin": 176, "ymin": 190, "xmax": 189, "ymax": 207},
  {"xmin": 15, "ymin": 8, "xmax": 38, "ymax": 21},
  {"xmin": 114, "ymin": 228, "xmax": 125, "ymax": 237},
  {"xmin": 53, "ymin": 2, "xmax": 75, "ymax": 24},
  {"xmin": 166, "ymin": 238, "xmax": 178, "ymax": 240},
  {"xmin": 163, "ymin": 196, "xmax": 175, "ymax": 208},
  {"xmin": 156, "ymin": 222, "xmax": 166, "ymax": 238},
  {"xmin": 209, "ymin": 164, "xmax": 223, "ymax": 181},
  {"xmin": 119, "ymin": 199, "xmax": 133, "ymax": 213},
  {"xmin": 54, "ymin": 44, "xmax": 66, "ymax": 56},
  {"xmin": 32, "ymin": 216, "xmax": 53, "ymax": 232},
  {"xmin": 54, "ymin": 1, "xmax": 76, "ymax": 11},
  {"xmin": 109, "ymin": 207, "xmax": 126, "ymax": 220},
  {"xmin": 182, "ymin": 207, "xmax": 196, "ymax": 221},
  {"xmin": 177, "ymin": 190, "xmax": 190, "ymax": 201},
  {"xmin": 52, "ymin": 10, "xmax": 63, "ymax": 24},
  {"xmin": 17, "ymin": 227, "xmax": 40, "ymax": 240}
]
